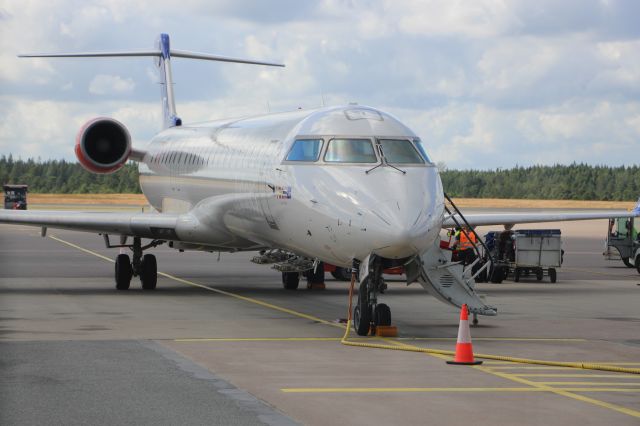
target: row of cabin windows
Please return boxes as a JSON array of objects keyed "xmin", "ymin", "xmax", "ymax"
[{"xmin": 285, "ymin": 138, "xmax": 432, "ymax": 164}]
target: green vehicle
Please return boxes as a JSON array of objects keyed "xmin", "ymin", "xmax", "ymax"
[
  {"xmin": 604, "ymin": 217, "xmax": 640, "ymax": 272},
  {"xmin": 3, "ymin": 184, "xmax": 28, "ymax": 210}
]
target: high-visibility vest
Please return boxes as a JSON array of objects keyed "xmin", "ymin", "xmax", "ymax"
[{"xmin": 459, "ymin": 231, "xmax": 477, "ymax": 250}]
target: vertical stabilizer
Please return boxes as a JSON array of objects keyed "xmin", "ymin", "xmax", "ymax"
[{"xmin": 156, "ymin": 34, "xmax": 181, "ymax": 128}]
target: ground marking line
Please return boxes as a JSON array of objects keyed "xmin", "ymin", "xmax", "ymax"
[
  {"xmin": 515, "ymin": 374, "xmax": 639, "ymax": 378},
  {"xmin": 49, "ymin": 234, "xmax": 345, "ymax": 330},
  {"xmin": 175, "ymin": 337, "xmax": 344, "ymax": 342},
  {"xmin": 281, "ymin": 387, "xmax": 547, "ymax": 393},
  {"xmin": 474, "ymin": 365, "xmax": 640, "ymax": 419},
  {"xmin": 407, "ymin": 337, "xmax": 587, "ymax": 342},
  {"xmin": 281, "ymin": 387, "xmax": 640, "ymax": 393},
  {"xmin": 364, "ymin": 333, "xmax": 640, "ymax": 419},
  {"xmin": 539, "ymin": 382, "xmax": 640, "ymax": 386},
  {"xmin": 173, "ymin": 337, "xmax": 586, "ymax": 343},
  {"xmin": 49, "ymin": 234, "xmax": 640, "ymax": 419}
]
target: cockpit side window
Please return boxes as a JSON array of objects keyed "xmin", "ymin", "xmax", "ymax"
[
  {"xmin": 412, "ymin": 138, "xmax": 432, "ymax": 163},
  {"xmin": 324, "ymin": 138, "xmax": 377, "ymax": 163},
  {"xmin": 286, "ymin": 139, "xmax": 323, "ymax": 162},
  {"xmin": 378, "ymin": 139, "xmax": 425, "ymax": 164}
]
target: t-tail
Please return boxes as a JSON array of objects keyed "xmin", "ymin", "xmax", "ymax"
[{"xmin": 19, "ymin": 33, "xmax": 284, "ymax": 129}]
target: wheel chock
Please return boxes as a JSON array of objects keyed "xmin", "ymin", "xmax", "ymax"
[
  {"xmin": 375, "ymin": 325, "xmax": 398, "ymax": 337},
  {"xmin": 306, "ymin": 282, "xmax": 326, "ymax": 290}
]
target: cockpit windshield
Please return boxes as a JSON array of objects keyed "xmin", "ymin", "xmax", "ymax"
[
  {"xmin": 378, "ymin": 139, "xmax": 424, "ymax": 164},
  {"xmin": 324, "ymin": 138, "xmax": 377, "ymax": 163},
  {"xmin": 286, "ymin": 139, "xmax": 323, "ymax": 161},
  {"xmin": 413, "ymin": 138, "xmax": 432, "ymax": 163}
]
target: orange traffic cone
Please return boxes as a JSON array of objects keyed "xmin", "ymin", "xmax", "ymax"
[{"xmin": 446, "ymin": 304, "xmax": 482, "ymax": 365}]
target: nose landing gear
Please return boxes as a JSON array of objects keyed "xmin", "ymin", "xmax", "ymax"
[{"xmin": 352, "ymin": 255, "xmax": 392, "ymax": 336}]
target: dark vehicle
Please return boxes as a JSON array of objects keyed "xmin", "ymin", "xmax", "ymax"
[
  {"xmin": 3, "ymin": 184, "xmax": 28, "ymax": 210},
  {"xmin": 604, "ymin": 217, "xmax": 639, "ymax": 271}
]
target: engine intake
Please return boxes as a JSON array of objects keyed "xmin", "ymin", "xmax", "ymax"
[{"xmin": 75, "ymin": 117, "xmax": 131, "ymax": 174}]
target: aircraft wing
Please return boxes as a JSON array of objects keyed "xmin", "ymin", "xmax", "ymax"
[
  {"xmin": 443, "ymin": 205, "xmax": 640, "ymax": 228},
  {"xmin": 0, "ymin": 209, "xmax": 181, "ymax": 239}
]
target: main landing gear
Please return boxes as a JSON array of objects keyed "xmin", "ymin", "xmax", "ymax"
[
  {"xmin": 353, "ymin": 256, "xmax": 392, "ymax": 336},
  {"xmin": 112, "ymin": 236, "xmax": 162, "ymax": 291}
]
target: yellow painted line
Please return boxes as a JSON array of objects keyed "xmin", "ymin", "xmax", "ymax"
[
  {"xmin": 157, "ymin": 270, "xmax": 344, "ymax": 329},
  {"xmin": 173, "ymin": 336, "xmax": 581, "ymax": 343},
  {"xmin": 281, "ymin": 387, "xmax": 640, "ymax": 394},
  {"xmin": 515, "ymin": 374, "xmax": 639, "ymax": 378},
  {"xmin": 539, "ymin": 382, "xmax": 640, "ymax": 386},
  {"xmin": 49, "ymin": 234, "xmax": 344, "ymax": 330},
  {"xmin": 375, "ymin": 333, "xmax": 640, "ymax": 419},
  {"xmin": 175, "ymin": 337, "xmax": 343, "ymax": 342},
  {"xmin": 487, "ymin": 366, "xmax": 582, "ymax": 370},
  {"xmin": 281, "ymin": 387, "xmax": 545, "ymax": 393},
  {"xmin": 408, "ymin": 337, "xmax": 587, "ymax": 342},
  {"xmin": 475, "ymin": 366, "xmax": 640, "ymax": 419},
  {"xmin": 49, "ymin": 236, "xmax": 115, "ymax": 263}
]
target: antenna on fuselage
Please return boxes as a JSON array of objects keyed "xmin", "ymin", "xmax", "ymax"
[{"xmin": 19, "ymin": 33, "xmax": 285, "ymax": 129}]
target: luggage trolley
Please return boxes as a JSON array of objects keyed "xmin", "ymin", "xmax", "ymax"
[{"xmin": 483, "ymin": 229, "xmax": 563, "ymax": 283}]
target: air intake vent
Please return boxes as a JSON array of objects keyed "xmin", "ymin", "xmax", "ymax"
[{"xmin": 439, "ymin": 273, "xmax": 454, "ymax": 288}]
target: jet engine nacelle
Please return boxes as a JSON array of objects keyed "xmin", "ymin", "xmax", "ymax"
[{"xmin": 75, "ymin": 117, "xmax": 131, "ymax": 174}]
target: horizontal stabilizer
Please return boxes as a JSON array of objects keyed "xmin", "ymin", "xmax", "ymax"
[{"xmin": 18, "ymin": 49, "xmax": 284, "ymax": 67}]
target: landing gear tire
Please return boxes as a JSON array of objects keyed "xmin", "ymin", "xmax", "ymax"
[
  {"xmin": 536, "ymin": 268, "xmax": 543, "ymax": 281},
  {"xmin": 306, "ymin": 262, "xmax": 325, "ymax": 287},
  {"xmin": 282, "ymin": 272, "xmax": 300, "ymax": 290},
  {"xmin": 549, "ymin": 268, "xmax": 557, "ymax": 283},
  {"xmin": 374, "ymin": 303, "xmax": 391, "ymax": 327},
  {"xmin": 622, "ymin": 257, "xmax": 633, "ymax": 268},
  {"xmin": 140, "ymin": 254, "xmax": 157, "ymax": 290},
  {"xmin": 490, "ymin": 266, "xmax": 504, "ymax": 283},
  {"xmin": 331, "ymin": 267, "xmax": 351, "ymax": 281},
  {"xmin": 115, "ymin": 254, "xmax": 132, "ymax": 290},
  {"xmin": 353, "ymin": 304, "xmax": 371, "ymax": 336}
]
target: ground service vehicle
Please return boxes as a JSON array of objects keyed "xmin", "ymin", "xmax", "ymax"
[
  {"xmin": 3, "ymin": 185, "xmax": 27, "ymax": 210},
  {"xmin": 604, "ymin": 217, "xmax": 640, "ymax": 273},
  {"xmin": 484, "ymin": 229, "xmax": 563, "ymax": 283}
]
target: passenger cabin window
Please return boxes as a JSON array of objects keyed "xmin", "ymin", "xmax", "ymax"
[
  {"xmin": 413, "ymin": 138, "xmax": 432, "ymax": 163},
  {"xmin": 286, "ymin": 139, "xmax": 323, "ymax": 162},
  {"xmin": 324, "ymin": 138, "xmax": 377, "ymax": 163},
  {"xmin": 378, "ymin": 139, "xmax": 424, "ymax": 164}
]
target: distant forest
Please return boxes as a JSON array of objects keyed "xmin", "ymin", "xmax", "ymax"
[
  {"xmin": 1, "ymin": 156, "xmax": 639, "ymax": 201},
  {"xmin": 0, "ymin": 156, "xmax": 140, "ymax": 194}
]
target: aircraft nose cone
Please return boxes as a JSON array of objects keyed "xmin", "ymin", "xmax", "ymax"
[{"xmin": 372, "ymin": 198, "xmax": 441, "ymax": 259}]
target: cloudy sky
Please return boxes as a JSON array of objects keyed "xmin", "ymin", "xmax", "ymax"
[{"xmin": 1, "ymin": 0, "xmax": 639, "ymax": 169}]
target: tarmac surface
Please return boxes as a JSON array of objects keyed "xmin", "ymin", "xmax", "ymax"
[{"xmin": 1, "ymin": 211, "xmax": 639, "ymax": 425}]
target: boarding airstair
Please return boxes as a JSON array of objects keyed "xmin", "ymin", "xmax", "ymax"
[{"xmin": 405, "ymin": 194, "xmax": 497, "ymax": 316}]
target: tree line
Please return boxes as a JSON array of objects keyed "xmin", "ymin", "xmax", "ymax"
[
  {"xmin": 439, "ymin": 164, "xmax": 640, "ymax": 201},
  {"xmin": 1, "ymin": 156, "xmax": 638, "ymax": 200},
  {"xmin": 0, "ymin": 156, "xmax": 141, "ymax": 194}
]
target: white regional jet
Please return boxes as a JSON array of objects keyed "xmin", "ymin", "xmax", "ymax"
[{"xmin": 2, "ymin": 34, "xmax": 639, "ymax": 335}]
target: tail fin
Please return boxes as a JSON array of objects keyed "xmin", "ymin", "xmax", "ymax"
[{"xmin": 19, "ymin": 33, "xmax": 284, "ymax": 129}]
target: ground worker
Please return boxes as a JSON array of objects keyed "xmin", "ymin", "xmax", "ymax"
[{"xmin": 453, "ymin": 227, "xmax": 477, "ymax": 265}]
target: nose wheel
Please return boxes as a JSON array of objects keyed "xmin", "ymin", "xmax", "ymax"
[{"xmin": 352, "ymin": 256, "xmax": 393, "ymax": 335}]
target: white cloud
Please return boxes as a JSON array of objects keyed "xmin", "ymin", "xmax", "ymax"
[{"xmin": 88, "ymin": 74, "xmax": 135, "ymax": 95}]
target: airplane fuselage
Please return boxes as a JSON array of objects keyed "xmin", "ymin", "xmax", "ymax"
[{"xmin": 139, "ymin": 105, "xmax": 445, "ymax": 266}]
